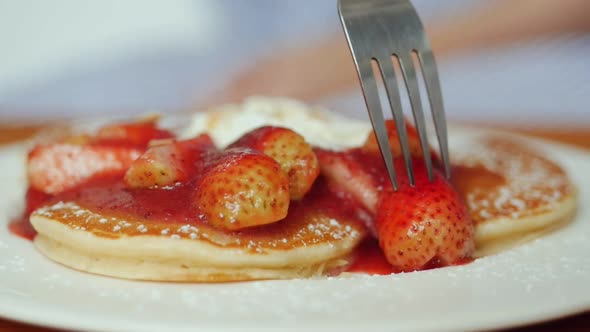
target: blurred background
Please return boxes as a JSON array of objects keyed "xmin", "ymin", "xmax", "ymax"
[{"xmin": 0, "ymin": 0, "xmax": 588, "ymax": 135}]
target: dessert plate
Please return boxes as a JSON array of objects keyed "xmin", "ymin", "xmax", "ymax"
[{"xmin": 0, "ymin": 128, "xmax": 589, "ymax": 332}]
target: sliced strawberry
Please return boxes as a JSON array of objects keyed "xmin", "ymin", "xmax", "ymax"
[
  {"xmin": 96, "ymin": 120, "xmax": 174, "ymax": 147},
  {"xmin": 316, "ymin": 148, "xmax": 385, "ymax": 214},
  {"xmin": 376, "ymin": 159, "xmax": 474, "ymax": 272},
  {"xmin": 124, "ymin": 134, "xmax": 215, "ymax": 189},
  {"xmin": 27, "ymin": 143, "xmax": 142, "ymax": 194},
  {"xmin": 362, "ymin": 119, "xmax": 424, "ymax": 157},
  {"xmin": 193, "ymin": 148, "xmax": 290, "ymax": 230},
  {"xmin": 316, "ymin": 119, "xmax": 422, "ymax": 213},
  {"xmin": 230, "ymin": 126, "xmax": 319, "ymax": 200},
  {"xmin": 123, "ymin": 144, "xmax": 183, "ymax": 189},
  {"xmin": 317, "ymin": 118, "xmax": 443, "ymax": 216}
]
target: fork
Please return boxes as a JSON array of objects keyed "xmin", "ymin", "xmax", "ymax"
[{"xmin": 338, "ymin": 0, "xmax": 450, "ymax": 190}]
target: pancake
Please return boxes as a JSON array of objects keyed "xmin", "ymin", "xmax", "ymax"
[
  {"xmin": 30, "ymin": 180, "xmax": 367, "ymax": 282},
  {"xmin": 28, "ymin": 97, "xmax": 577, "ymax": 280},
  {"xmin": 451, "ymin": 136, "xmax": 577, "ymax": 257}
]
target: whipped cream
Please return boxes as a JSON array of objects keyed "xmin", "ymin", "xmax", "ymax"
[{"xmin": 182, "ymin": 97, "xmax": 371, "ymax": 150}]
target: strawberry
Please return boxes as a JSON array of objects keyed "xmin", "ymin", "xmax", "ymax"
[
  {"xmin": 95, "ymin": 120, "xmax": 174, "ymax": 147},
  {"xmin": 316, "ymin": 118, "xmax": 430, "ymax": 213},
  {"xmin": 230, "ymin": 126, "xmax": 319, "ymax": 200},
  {"xmin": 124, "ymin": 134, "xmax": 216, "ymax": 189},
  {"xmin": 193, "ymin": 148, "xmax": 290, "ymax": 230},
  {"xmin": 315, "ymin": 148, "xmax": 383, "ymax": 214},
  {"xmin": 27, "ymin": 117, "xmax": 177, "ymax": 194},
  {"xmin": 362, "ymin": 119, "xmax": 424, "ymax": 157},
  {"xmin": 376, "ymin": 159, "xmax": 474, "ymax": 272},
  {"xmin": 27, "ymin": 143, "xmax": 142, "ymax": 194}
]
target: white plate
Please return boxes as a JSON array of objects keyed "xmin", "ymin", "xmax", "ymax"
[{"xmin": 0, "ymin": 130, "xmax": 589, "ymax": 332}]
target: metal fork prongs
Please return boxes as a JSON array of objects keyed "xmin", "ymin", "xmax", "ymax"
[{"xmin": 338, "ymin": 0, "xmax": 451, "ymax": 190}]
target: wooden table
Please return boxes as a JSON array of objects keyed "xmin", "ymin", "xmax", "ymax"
[{"xmin": 0, "ymin": 125, "xmax": 588, "ymax": 332}]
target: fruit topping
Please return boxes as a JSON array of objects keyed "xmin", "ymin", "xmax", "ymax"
[
  {"xmin": 230, "ymin": 126, "xmax": 319, "ymax": 200},
  {"xmin": 375, "ymin": 159, "xmax": 474, "ymax": 272},
  {"xmin": 27, "ymin": 143, "xmax": 142, "ymax": 194},
  {"xmin": 27, "ymin": 118, "xmax": 175, "ymax": 195},
  {"xmin": 317, "ymin": 117, "xmax": 473, "ymax": 272},
  {"xmin": 124, "ymin": 134, "xmax": 215, "ymax": 189},
  {"xmin": 315, "ymin": 148, "xmax": 382, "ymax": 213},
  {"xmin": 193, "ymin": 148, "xmax": 290, "ymax": 230},
  {"xmin": 362, "ymin": 119, "xmax": 424, "ymax": 157},
  {"xmin": 23, "ymin": 111, "xmax": 475, "ymax": 274}
]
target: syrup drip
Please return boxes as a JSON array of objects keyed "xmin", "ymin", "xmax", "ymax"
[
  {"xmin": 9, "ymin": 188, "xmax": 51, "ymax": 240},
  {"xmin": 8, "ymin": 218, "xmax": 36, "ymax": 241},
  {"xmin": 346, "ymin": 239, "xmax": 394, "ymax": 275}
]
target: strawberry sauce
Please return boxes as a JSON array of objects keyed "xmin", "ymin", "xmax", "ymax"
[
  {"xmin": 9, "ymin": 188, "xmax": 51, "ymax": 240},
  {"xmin": 346, "ymin": 239, "xmax": 473, "ymax": 275},
  {"xmin": 59, "ymin": 179, "xmax": 200, "ymax": 224},
  {"xmin": 10, "ymin": 158, "xmax": 497, "ymax": 275},
  {"xmin": 8, "ymin": 218, "xmax": 36, "ymax": 241},
  {"xmin": 10, "ymin": 175, "xmax": 368, "ymax": 251},
  {"xmin": 347, "ymin": 239, "xmax": 395, "ymax": 275}
]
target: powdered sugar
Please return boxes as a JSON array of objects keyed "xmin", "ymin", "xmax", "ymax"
[
  {"xmin": 452, "ymin": 137, "xmax": 572, "ymax": 222},
  {"xmin": 137, "ymin": 224, "xmax": 148, "ymax": 233},
  {"xmin": 31, "ymin": 200, "xmax": 362, "ymax": 251}
]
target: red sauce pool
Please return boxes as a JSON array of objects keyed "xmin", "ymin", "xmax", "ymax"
[
  {"xmin": 8, "ymin": 217, "xmax": 36, "ymax": 241},
  {"xmin": 346, "ymin": 239, "xmax": 395, "ymax": 275},
  {"xmin": 10, "ymin": 148, "xmax": 484, "ymax": 276},
  {"xmin": 346, "ymin": 239, "xmax": 473, "ymax": 275},
  {"xmin": 9, "ymin": 187, "xmax": 52, "ymax": 241}
]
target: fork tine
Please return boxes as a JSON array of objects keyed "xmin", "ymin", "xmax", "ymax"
[
  {"xmin": 418, "ymin": 50, "xmax": 451, "ymax": 179},
  {"xmin": 356, "ymin": 60, "xmax": 398, "ymax": 190},
  {"xmin": 398, "ymin": 54, "xmax": 434, "ymax": 182},
  {"xmin": 377, "ymin": 57, "xmax": 415, "ymax": 186}
]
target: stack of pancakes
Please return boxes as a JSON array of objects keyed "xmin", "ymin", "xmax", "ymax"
[{"xmin": 30, "ymin": 98, "xmax": 577, "ymax": 281}]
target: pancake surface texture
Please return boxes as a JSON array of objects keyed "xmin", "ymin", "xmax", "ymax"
[
  {"xmin": 32, "ymin": 198, "xmax": 366, "ymax": 281},
  {"xmin": 450, "ymin": 135, "xmax": 577, "ymax": 257},
  {"xmin": 31, "ymin": 97, "xmax": 577, "ymax": 280}
]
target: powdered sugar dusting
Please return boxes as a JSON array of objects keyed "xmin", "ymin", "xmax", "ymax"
[
  {"xmin": 137, "ymin": 224, "xmax": 148, "ymax": 233},
  {"xmin": 31, "ymin": 200, "xmax": 363, "ymax": 251},
  {"xmin": 452, "ymin": 137, "xmax": 572, "ymax": 223}
]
